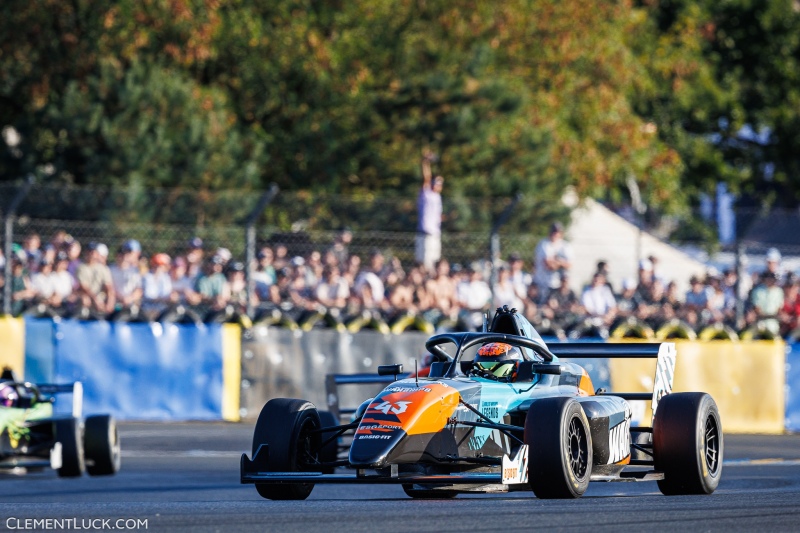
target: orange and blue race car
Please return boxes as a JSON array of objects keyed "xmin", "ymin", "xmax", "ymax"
[{"xmin": 241, "ymin": 306, "xmax": 722, "ymax": 499}]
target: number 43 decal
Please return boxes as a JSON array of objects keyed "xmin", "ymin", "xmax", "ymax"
[{"xmin": 373, "ymin": 400, "xmax": 410, "ymax": 415}]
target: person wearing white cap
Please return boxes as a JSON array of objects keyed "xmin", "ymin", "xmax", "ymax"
[
  {"xmin": 764, "ymin": 247, "xmax": 784, "ymax": 284},
  {"xmin": 76, "ymin": 242, "xmax": 116, "ymax": 314}
]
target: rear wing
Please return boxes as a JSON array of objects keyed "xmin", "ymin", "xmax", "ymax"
[
  {"xmin": 37, "ymin": 382, "xmax": 84, "ymax": 418},
  {"xmin": 548, "ymin": 342, "xmax": 676, "ymax": 421}
]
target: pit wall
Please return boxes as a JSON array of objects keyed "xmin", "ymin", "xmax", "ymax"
[{"xmin": 2, "ymin": 317, "xmax": 797, "ymax": 432}]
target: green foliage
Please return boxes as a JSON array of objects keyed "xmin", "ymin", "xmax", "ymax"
[{"xmin": 1, "ymin": 0, "xmax": 799, "ymax": 234}]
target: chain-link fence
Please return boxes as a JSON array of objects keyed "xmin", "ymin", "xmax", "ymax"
[{"xmin": 4, "ymin": 182, "xmax": 800, "ymax": 340}]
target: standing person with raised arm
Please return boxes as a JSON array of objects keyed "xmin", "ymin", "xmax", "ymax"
[{"xmin": 416, "ymin": 150, "xmax": 444, "ymax": 273}]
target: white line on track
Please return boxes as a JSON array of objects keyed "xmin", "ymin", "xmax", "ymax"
[{"xmin": 122, "ymin": 450, "xmax": 244, "ymax": 458}]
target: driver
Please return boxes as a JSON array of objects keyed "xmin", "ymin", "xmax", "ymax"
[
  {"xmin": 0, "ymin": 383, "xmax": 19, "ymax": 408},
  {"xmin": 471, "ymin": 342, "xmax": 524, "ymax": 381}
]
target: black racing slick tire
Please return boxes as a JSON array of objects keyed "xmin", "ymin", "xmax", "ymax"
[
  {"xmin": 654, "ymin": 392, "xmax": 723, "ymax": 495},
  {"xmin": 525, "ymin": 397, "xmax": 592, "ymax": 499},
  {"xmin": 252, "ymin": 398, "xmax": 322, "ymax": 500},
  {"xmin": 84, "ymin": 415, "xmax": 121, "ymax": 476},
  {"xmin": 55, "ymin": 417, "xmax": 85, "ymax": 478}
]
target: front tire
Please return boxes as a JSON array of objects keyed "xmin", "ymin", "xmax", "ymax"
[
  {"xmin": 252, "ymin": 398, "xmax": 322, "ymax": 500},
  {"xmin": 55, "ymin": 418, "xmax": 85, "ymax": 478},
  {"xmin": 84, "ymin": 415, "xmax": 121, "ymax": 476},
  {"xmin": 654, "ymin": 392, "xmax": 723, "ymax": 495},
  {"xmin": 525, "ymin": 397, "xmax": 592, "ymax": 499}
]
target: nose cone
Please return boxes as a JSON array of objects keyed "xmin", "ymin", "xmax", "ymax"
[{"xmin": 349, "ymin": 381, "xmax": 460, "ymax": 467}]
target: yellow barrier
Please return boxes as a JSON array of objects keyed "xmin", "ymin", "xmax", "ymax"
[
  {"xmin": 610, "ymin": 340, "xmax": 785, "ymax": 434},
  {"xmin": 0, "ymin": 316, "xmax": 25, "ymax": 376},
  {"xmin": 221, "ymin": 323, "xmax": 242, "ymax": 422}
]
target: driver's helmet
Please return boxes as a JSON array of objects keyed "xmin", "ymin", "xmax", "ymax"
[
  {"xmin": 471, "ymin": 342, "xmax": 524, "ymax": 381},
  {"xmin": 0, "ymin": 383, "xmax": 19, "ymax": 408}
]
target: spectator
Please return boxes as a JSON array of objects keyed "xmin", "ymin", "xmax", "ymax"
[
  {"xmin": 534, "ymin": 222, "xmax": 572, "ymax": 302},
  {"xmin": 764, "ymin": 247, "xmax": 784, "ymax": 283},
  {"xmin": 492, "ymin": 266, "xmax": 523, "ymax": 311},
  {"xmin": 185, "ymin": 237, "xmax": 205, "ymax": 281},
  {"xmin": 327, "ymin": 228, "xmax": 352, "ymax": 268},
  {"xmin": 751, "ymin": 272, "xmax": 784, "ymax": 335},
  {"xmin": 22, "ymin": 232, "xmax": 42, "ymax": 272},
  {"xmin": 581, "ymin": 272, "xmax": 616, "ymax": 325},
  {"xmin": 305, "ymin": 250, "xmax": 323, "ymax": 288},
  {"xmin": 273, "ymin": 243, "xmax": 289, "ymax": 271},
  {"xmin": 615, "ymin": 278, "xmax": 642, "ymax": 319},
  {"xmin": 65, "ymin": 239, "xmax": 82, "ymax": 277},
  {"xmin": 76, "ymin": 242, "xmax": 115, "ymax": 314},
  {"xmin": 142, "ymin": 253, "xmax": 173, "ymax": 318},
  {"xmin": 50, "ymin": 252, "xmax": 76, "ymax": 308},
  {"xmin": 507, "ymin": 252, "xmax": 531, "ymax": 304},
  {"xmin": 110, "ymin": 241, "xmax": 143, "ymax": 309},
  {"xmin": 426, "ymin": 258, "xmax": 458, "ymax": 319},
  {"xmin": 706, "ymin": 274, "xmax": 727, "ymax": 324},
  {"xmin": 355, "ymin": 250, "xmax": 386, "ymax": 308},
  {"xmin": 634, "ymin": 259, "xmax": 655, "ymax": 302},
  {"xmin": 456, "ymin": 265, "xmax": 492, "ymax": 328},
  {"xmin": 316, "ymin": 265, "xmax": 350, "ymax": 309},
  {"xmin": 195, "ymin": 255, "xmax": 228, "ymax": 311},
  {"xmin": 684, "ymin": 276, "xmax": 710, "ymax": 314},
  {"xmin": 779, "ymin": 278, "xmax": 800, "ymax": 335},
  {"xmin": 252, "ymin": 247, "xmax": 277, "ymax": 302},
  {"xmin": 416, "ymin": 150, "xmax": 444, "ymax": 272},
  {"xmin": 593, "ymin": 260, "xmax": 614, "ymax": 292},
  {"xmin": 226, "ymin": 261, "xmax": 248, "ymax": 310},
  {"xmin": 169, "ymin": 256, "xmax": 200, "ymax": 306},
  {"xmin": 10, "ymin": 255, "xmax": 36, "ymax": 315},
  {"xmin": 546, "ymin": 272, "xmax": 581, "ymax": 325}
]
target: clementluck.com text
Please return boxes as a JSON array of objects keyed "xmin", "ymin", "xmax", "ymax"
[{"xmin": 5, "ymin": 518, "xmax": 148, "ymax": 530}]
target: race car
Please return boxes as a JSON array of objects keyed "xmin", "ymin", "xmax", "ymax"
[
  {"xmin": 241, "ymin": 306, "xmax": 722, "ymax": 499},
  {"xmin": 0, "ymin": 369, "xmax": 121, "ymax": 477}
]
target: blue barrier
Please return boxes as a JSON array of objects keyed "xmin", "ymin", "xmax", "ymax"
[
  {"xmin": 51, "ymin": 320, "xmax": 224, "ymax": 421},
  {"xmin": 786, "ymin": 343, "xmax": 800, "ymax": 432},
  {"xmin": 23, "ymin": 318, "xmax": 55, "ymax": 384}
]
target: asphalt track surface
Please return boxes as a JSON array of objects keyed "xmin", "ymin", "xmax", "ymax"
[{"xmin": 2, "ymin": 423, "xmax": 800, "ymax": 533}]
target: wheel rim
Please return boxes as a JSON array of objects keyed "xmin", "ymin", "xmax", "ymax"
[
  {"xmin": 567, "ymin": 416, "xmax": 589, "ymax": 479},
  {"xmin": 295, "ymin": 418, "xmax": 320, "ymax": 470},
  {"xmin": 704, "ymin": 414, "xmax": 720, "ymax": 475}
]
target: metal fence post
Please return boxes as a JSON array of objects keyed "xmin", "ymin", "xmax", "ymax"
[
  {"xmin": 243, "ymin": 184, "xmax": 279, "ymax": 319},
  {"xmin": 2, "ymin": 177, "xmax": 34, "ymax": 316},
  {"xmin": 489, "ymin": 194, "xmax": 522, "ymax": 304}
]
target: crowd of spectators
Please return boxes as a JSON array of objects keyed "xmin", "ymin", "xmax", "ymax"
[{"xmin": 1, "ymin": 229, "xmax": 799, "ymax": 338}]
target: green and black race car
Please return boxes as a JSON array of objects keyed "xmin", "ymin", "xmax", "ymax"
[
  {"xmin": 0, "ymin": 369, "xmax": 120, "ymax": 477},
  {"xmin": 241, "ymin": 306, "xmax": 723, "ymax": 500}
]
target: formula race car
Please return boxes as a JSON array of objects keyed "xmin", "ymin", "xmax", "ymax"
[
  {"xmin": 241, "ymin": 306, "xmax": 722, "ymax": 499},
  {"xmin": 0, "ymin": 370, "xmax": 121, "ymax": 477}
]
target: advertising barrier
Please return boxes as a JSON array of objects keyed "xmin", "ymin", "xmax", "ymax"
[
  {"xmin": 610, "ymin": 340, "xmax": 786, "ymax": 434},
  {"xmin": 17, "ymin": 318, "xmax": 240, "ymax": 421},
  {"xmin": 0, "ymin": 316, "xmax": 25, "ymax": 376},
  {"xmin": 786, "ymin": 344, "xmax": 800, "ymax": 433}
]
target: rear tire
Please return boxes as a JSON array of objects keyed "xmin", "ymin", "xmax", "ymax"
[
  {"xmin": 84, "ymin": 415, "xmax": 121, "ymax": 476},
  {"xmin": 525, "ymin": 397, "xmax": 592, "ymax": 499},
  {"xmin": 654, "ymin": 392, "xmax": 723, "ymax": 495},
  {"xmin": 55, "ymin": 418, "xmax": 85, "ymax": 478},
  {"xmin": 252, "ymin": 398, "xmax": 322, "ymax": 500}
]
